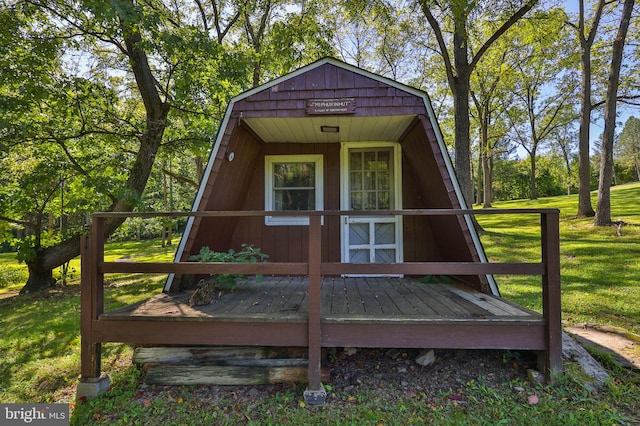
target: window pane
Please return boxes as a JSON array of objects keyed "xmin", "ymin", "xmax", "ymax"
[
  {"xmin": 274, "ymin": 189, "xmax": 315, "ymax": 211},
  {"xmin": 364, "ymin": 192, "xmax": 376, "ymax": 210},
  {"xmin": 377, "ymin": 151, "xmax": 390, "ymax": 170},
  {"xmin": 351, "ymin": 172, "xmax": 362, "ymax": 190},
  {"xmin": 364, "ymin": 151, "xmax": 376, "ymax": 170},
  {"xmin": 364, "ymin": 171, "xmax": 375, "ymax": 190},
  {"xmin": 350, "ymin": 152, "xmax": 362, "ymax": 170},
  {"xmin": 273, "ymin": 162, "xmax": 314, "ymax": 188},
  {"xmin": 351, "ymin": 192, "xmax": 362, "ymax": 210},
  {"xmin": 377, "ymin": 171, "xmax": 389, "ymax": 190},
  {"xmin": 378, "ymin": 191, "xmax": 390, "ymax": 209}
]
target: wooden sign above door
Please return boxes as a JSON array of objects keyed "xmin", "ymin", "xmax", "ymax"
[{"xmin": 306, "ymin": 98, "xmax": 356, "ymax": 115}]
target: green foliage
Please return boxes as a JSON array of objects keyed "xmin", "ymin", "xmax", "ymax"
[
  {"xmin": 493, "ymin": 158, "xmax": 531, "ymax": 200},
  {"xmin": 188, "ymin": 244, "xmax": 269, "ymax": 290},
  {"xmin": 420, "ymin": 274, "xmax": 451, "ymax": 284},
  {"xmin": 0, "ymin": 261, "xmax": 28, "ymax": 290},
  {"xmin": 615, "ymin": 116, "xmax": 640, "ymax": 183},
  {"xmin": 68, "ymin": 369, "xmax": 640, "ymax": 425}
]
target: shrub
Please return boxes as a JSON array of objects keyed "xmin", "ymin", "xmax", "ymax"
[
  {"xmin": 0, "ymin": 263, "xmax": 28, "ymax": 289},
  {"xmin": 188, "ymin": 244, "xmax": 268, "ymax": 290}
]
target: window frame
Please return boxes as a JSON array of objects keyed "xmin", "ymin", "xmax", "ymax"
[{"xmin": 264, "ymin": 154, "xmax": 324, "ymax": 226}]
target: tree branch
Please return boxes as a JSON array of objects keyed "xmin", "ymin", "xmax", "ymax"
[
  {"xmin": 419, "ymin": 2, "xmax": 455, "ymax": 86},
  {"xmin": 162, "ymin": 168, "xmax": 198, "ymax": 189},
  {"xmin": 470, "ymin": 0, "xmax": 538, "ymax": 71}
]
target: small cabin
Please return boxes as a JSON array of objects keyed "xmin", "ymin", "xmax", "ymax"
[
  {"xmin": 78, "ymin": 58, "xmax": 561, "ymax": 404},
  {"xmin": 166, "ymin": 57, "xmax": 497, "ymax": 294}
]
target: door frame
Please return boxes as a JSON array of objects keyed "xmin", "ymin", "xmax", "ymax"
[{"xmin": 339, "ymin": 141, "xmax": 403, "ymax": 270}]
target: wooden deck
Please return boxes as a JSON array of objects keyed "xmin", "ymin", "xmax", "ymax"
[
  {"xmin": 79, "ymin": 209, "xmax": 562, "ymax": 402},
  {"xmin": 96, "ymin": 275, "xmax": 548, "ymax": 354},
  {"xmin": 103, "ymin": 276, "xmax": 541, "ymax": 324}
]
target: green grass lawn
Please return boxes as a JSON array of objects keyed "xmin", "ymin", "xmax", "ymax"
[
  {"xmin": 477, "ymin": 182, "xmax": 640, "ymax": 336},
  {"xmin": 0, "ymin": 239, "xmax": 176, "ymax": 404},
  {"xmin": 1, "ymin": 185, "xmax": 639, "ymax": 424}
]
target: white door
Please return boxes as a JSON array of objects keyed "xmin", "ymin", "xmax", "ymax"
[{"xmin": 341, "ymin": 143, "xmax": 402, "ymax": 270}]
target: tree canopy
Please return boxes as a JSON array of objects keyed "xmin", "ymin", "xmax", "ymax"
[{"xmin": 1, "ymin": 0, "xmax": 639, "ymax": 293}]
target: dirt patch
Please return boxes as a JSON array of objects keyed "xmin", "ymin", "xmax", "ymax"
[
  {"xmin": 0, "ymin": 289, "xmax": 20, "ymax": 301},
  {"xmin": 565, "ymin": 325, "xmax": 640, "ymax": 370},
  {"xmin": 135, "ymin": 348, "xmax": 535, "ymax": 407},
  {"xmin": 132, "ymin": 330, "xmax": 640, "ymax": 408}
]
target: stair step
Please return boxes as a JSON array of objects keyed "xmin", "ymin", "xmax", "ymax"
[
  {"xmin": 144, "ymin": 360, "xmax": 322, "ymax": 385},
  {"xmin": 134, "ymin": 346, "xmax": 328, "ymax": 386},
  {"xmin": 133, "ymin": 346, "xmax": 307, "ymax": 365}
]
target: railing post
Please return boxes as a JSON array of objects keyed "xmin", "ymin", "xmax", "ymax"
[
  {"xmin": 80, "ymin": 235, "xmax": 99, "ymax": 379},
  {"xmin": 304, "ymin": 214, "xmax": 326, "ymax": 405},
  {"xmin": 77, "ymin": 220, "xmax": 110, "ymax": 400},
  {"xmin": 541, "ymin": 211, "xmax": 562, "ymax": 382}
]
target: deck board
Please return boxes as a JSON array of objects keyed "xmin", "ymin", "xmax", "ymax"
[
  {"xmin": 365, "ymin": 278, "xmax": 403, "ymax": 315},
  {"xmin": 329, "ymin": 278, "xmax": 349, "ymax": 315},
  {"xmin": 102, "ymin": 276, "xmax": 540, "ymax": 323}
]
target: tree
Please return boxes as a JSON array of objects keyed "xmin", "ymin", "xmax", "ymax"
[
  {"xmin": 418, "ymin": 0, "xmax": 538, "ymax": 205},
  {"xmin": 615, "ymin": 116, "xmax": 640, "ymax": 181},
  {"xmin": 566, "ymin": 0, "xmax": 608, "ymax": 217},
  {"xmin": 504, "ymin": 9, "xmax": 578, "ymax": 200},
  {"xmin": 549, "ymin": 126, "xmax": 579, "ymax": 195},
  {"xmin": 1, "ymin": 0, "xmax": 333, "ymax": 293},
  {"xmin": 470, "ymin": 50, "xmax": 512, "ymax": 207},
  {"xmin": 594, "ymin": 0, "xmax": 635, "ymax": 226},
  {"xmin": 2, "ymin": 0, "xmax": 172, "ymax": 293},
  {"xmin": 469, "ymin": 8, "xmax": 572, "ymax": 206}
]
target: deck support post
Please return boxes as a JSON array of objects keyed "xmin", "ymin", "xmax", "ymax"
[
  {"xmin": 304, "ymin": 214, "xmax": 326, "ymax": 405},
  {"xmin": 77, "ymin": 222, "xmax": 109, "ymax": 400},
  {"xmin": 541, "ymin": 211, "xmax": 562, "ymax": 382}
]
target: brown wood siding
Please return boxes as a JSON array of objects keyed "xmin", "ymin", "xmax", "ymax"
[
  {"xmin": 186, "ymin": 124, "xmax": 263, "ymax": 258},
  {"xmin": 400, "ymin": 117, "xmax": 484, "ymax": 291},
  {"xmin": 234, "ymin": 63, "xmax": 427, "ymax": 120},
  {"xmin": 223, "ymin": 143, "xmax": 342, "ymax": 264}
]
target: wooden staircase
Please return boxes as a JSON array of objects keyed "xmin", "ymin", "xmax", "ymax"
[{"xmin": 133, "ymin": 346, "xmax": 329, "ymax": 386}]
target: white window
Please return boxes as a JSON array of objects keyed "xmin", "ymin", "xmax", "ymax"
[{"xmin": 265, "ymin": 154, "xmax": 323, "ymax": 225}]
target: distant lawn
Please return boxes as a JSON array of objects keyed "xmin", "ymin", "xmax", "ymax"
[{"xmin": 477, "ymin": 182, "xmax": 640, "ymax": 335}]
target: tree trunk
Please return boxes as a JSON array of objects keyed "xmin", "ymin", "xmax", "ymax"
[
  {"xmin": 452, "ymin": 26, "xmax": 473, "ymax": 206},
  {"xmin": 480, "ymin": 112, "xmax": 492, "ymax": 208},
  {"xmin": 574, "ymin": 0, "xmax": 605, "ymax": 218},
  {"xmin": 482, "ymin": 152, "xmax": 492, "ymax": 208},
  {"xmin": 530, "ymin": 152, "xmax": 538, "ymax": 200},
  {"xmin": 577, "ymin": 48, "xmax": 595, "ymax": 216},
  {"xmin": 476, "ymin": 137, "xmax": 482, "ymax": 205},
  {"xmin": 594, "ymin": 0, "xmax": 634, "ymax": 226},
  {"xmin": 20, "ymin": 255, "xmax": 56, "ymax": 294}
]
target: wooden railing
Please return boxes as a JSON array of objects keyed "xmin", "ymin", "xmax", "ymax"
[{"xmin": 81, "ymin": 209, "xmax": 562, "ymax": 392}]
